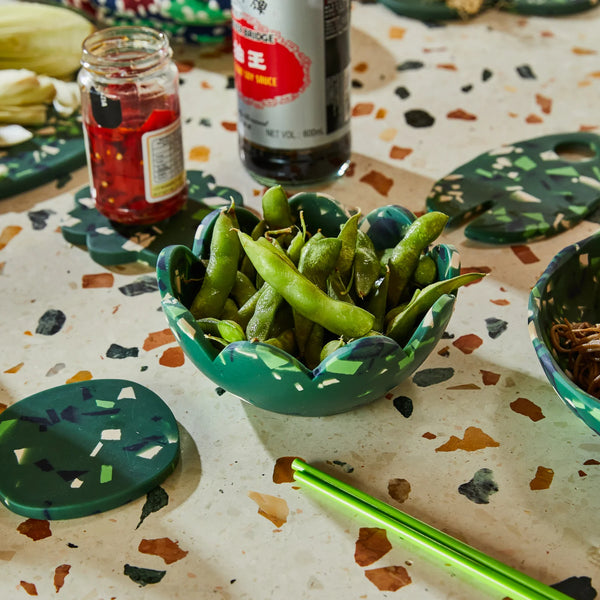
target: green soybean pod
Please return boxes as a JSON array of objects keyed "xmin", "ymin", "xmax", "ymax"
[
  {"xmin": 264, "ymin": 329, "xmax": 296, "ymax": 355},
  {"xmin": 413, "ymin": 254, "xmax": 437, "ymax": 287},
  {"xmin": 354, "ymin": 229, "xmax": 379, "ymax": 299},
  {"xmin": 238, "ymin": 231, "xmax": 374, "ymax": 339},
  {"xmin": 286, "ymin": 228, "xmax": 305, "ymax": 265},
  {"xmin": 197, "ymin": 318, "xmax": 246, "ymax": 343},
  {"xmin": 336, "ymin": 211, "xmax": 360, "ymax": 279},
  {"xmin": 220, "ymin": 297, "xmax": 240, "ymax": 322},
  {"xmin": 190, "ymin": 207, "xmax": 240, "ymax": 319},
  {"xmin": 246, "ymin": 283, "xmax": 283, "ymax": 341},
  {"xmin": 387, "ymin": 211, "xmax": 449, "ymax": 307},
  {"xmin": 237, "ymin": 288, "xmax": 261, "ymax": 330},
  {"xmin": 303, "ymin": 323, "xmax": 325, "ymax": 369},
  {"xmin": 262, "ymin": 185, "xmax": 294, "ymax": 230},
  {"xmin": 319, "ymin": 338, "xmax": 345, "ymax": 362},
  {"xmin": 327, "ymin": 270, "xmax": 354, "ymax": 304},
  {"xmin": 231, "ymin": 270, "xmax": 257, "ymax": 306},
  {"xmin": 294, "ymin": 236, "xmax": 342, "ymax": 356},
  {"xmin": 386, "ymin": 272, "xmax": 485, "ymax": 345},
  {"xmin": 367, "ymin": 267, "xmax": 390, "ymax": 333}
]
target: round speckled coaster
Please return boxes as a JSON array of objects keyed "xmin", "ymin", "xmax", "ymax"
[
  {"xmin": 426, "ymin": 132, "xmax": 600, "ymax": 244},
  {"xmin": 60, "ymin": 170, "xmax": 244, "ymax": 267},
  {"xmin": 0, "ymin": 379, "xmax": 180, "ymax": 520}
]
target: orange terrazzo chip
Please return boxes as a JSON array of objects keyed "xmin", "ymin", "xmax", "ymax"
[
  {"xmin": 82, "ymin": 273, "xmax": 114, "ymax": 288},
  {"xmin": 480, "ymin": 370, "xmax": 501, "ymax": 385},
  {"xmin": 390, "ymin": 146, "xmax": 412, "ymax": 160},
  {"xmin": 447, "ymin": 108, "xmax": 477, "ymax": 121},
  {"xmin": 453, "ymin": 334, "xmax": 483, "ymax": 354},
  {"xmin": 17, "ymin": 518, "xmax": 52, "ymax": 541},
  {"xmin": 510, "ymin": 397, "xmax": 545, "ymax": 422},
  {"xmin": 535, "ymin": 94, "xmax": 552, "ymax": 114},
  {"xmin": 159, "ymin": 346, "xmax": 185, "ymax": 367},
  {"xmin": 530, "ymin": 466, "xmax": 554, "ymax": 490},
  {"xmin": 365, "ymin": 565, "xmax": 412, "ymax": 591},
  {"xmin": 0, "ymin": 225, "xmax": 22, "ymax": 250},
  {"xmin": 66, "ymin": 370, "xmax": 93, "ymax": 383},
  {"xmin": 355, "ymin": 527, "xmax": 392, "ymax": 567},
  {"xmin": 143, "ymin": 328, "xmax": 176, "ymax": 351},
  {"xmin": 138, "ymin": 538, "xmax": 188, "ymax": 564},
  {"xmin": 273, "ymin": 457, "xmax": 303, "ymax": 484},
  {"xmin": 511, "ymin": 245, "xmax": 539, "ymax": 264},
  {"xmin": 436, "ymin": 426, "xmax": 499, "ymax": 452},
  {"xmin": 54, "ymin": 565, "xmax": 71, "ymax": 593},
  {"xmin": 189, "ymin": 146, "xmax": 210, "ymax": 161},
  {"xmin": 221, "ymin": 121, "xmax": 237, "ymax": 131},
  {"xmin": 352, "ymin": 102, "xmax": 374, "ymax": 116},
  {"xmin": 360, "ymin": 170, "xmax": 394, "ymax": 196}
]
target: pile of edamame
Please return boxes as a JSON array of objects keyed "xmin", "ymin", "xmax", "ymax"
[{"xmin": 189, "ymin": 186, "xmax": 484, "ymax": 369}]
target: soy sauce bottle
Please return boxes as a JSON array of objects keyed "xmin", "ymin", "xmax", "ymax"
[{"xmin": 231, "ymin": 0, "xmax": 351, "ymax": 186}]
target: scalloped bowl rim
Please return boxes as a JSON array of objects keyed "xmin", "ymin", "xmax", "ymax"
[
  {"xmin": 528, "ymin": 232, "xmax": 600, "ymax": 435},
  {"xmin": 156, "ymin": 200, "xmax": 462, "ymax": 415}
]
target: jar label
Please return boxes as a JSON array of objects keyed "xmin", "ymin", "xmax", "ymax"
[
  {"xmin": 232, "ymin": 0, "xmax": 351, "ymax": 150},
  {"xmin": 141, "ymin": 119, "xmax": 186, "ymax": 203}
]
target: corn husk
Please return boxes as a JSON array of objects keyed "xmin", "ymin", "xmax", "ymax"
[
  {"xmin": 0, "ymin": 69, "xmax": 56, "ymax": 105},
  {"xmin": 0, "ymin": 104, "xmax": 47, "ymax": 126},
  {"xmin": 0, "ymin": 2, "xmax": 95, "ymax": 79}
]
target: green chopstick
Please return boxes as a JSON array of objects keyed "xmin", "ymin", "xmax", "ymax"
[{"xmin": 291, "ymin": 459, "xmax": 570, "ymax": 600}]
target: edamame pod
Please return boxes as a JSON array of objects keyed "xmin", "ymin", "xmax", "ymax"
[
  {"xmin": 197, "ymin": 318, "xmax": 246, "ymax": 343},
  {"xmin": 231, "ymin": 270, "xmax": 257, "ymax": 306},
  {"xmin": 262, "ymin": 185, "xmax": 294, "ymax": 230},
  {"xmin": 294, "ymin": 237, "xmax": 342, "ymax": 355},
  {"xmin": 354, "ymin": 229, "xmax": 379, "ymax": 299},
  {"xmin": 238, "ymin": 231, "xmax": 375, "ymax": 339},
  {"xmin": 386, "ymin": 272, "xmax": 485, "ymax": 345},
  {"xmin": 413, "ymin": 254, "xmax": 437, "ymax": 287},
  {"xmin": 367, "ymin": 267, "xmax": 390, "ymax": 333},
  {"xmin": 246, "ymin": 283, "xmax": 284, "ymax": 341},
  {"xmin": 336, "ymin": 211, "xmax": 360, "ymax": 279},
  {"xmin": 190, "ymin": 207, "xmax": 240, "ymax": 319},
  {"xmin": 387, "ymin": 211, "xmax": 448, "ymax": 306}
]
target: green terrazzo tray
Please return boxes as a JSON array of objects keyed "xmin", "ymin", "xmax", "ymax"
[
  {"xmin": 61, "ymin": 170, "xmax": 244, "ymax": 267},
  {"xmin": 0, "ymin": 112, "xmax": 85, "ymax": 200},
  {"xmin": 426, "ymin": 132, "xmax": 600, "ymax": 244},
  {"xmin": 0, "ymin": 379, "xmax": 179, "ymax": 520}
]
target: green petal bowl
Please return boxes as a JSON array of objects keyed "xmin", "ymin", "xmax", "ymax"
[
  {"xmin": 156, "ymin": 194, "xmax": 461, "ymax": 416},
  {"xmin": 528, "ymin": 232, "xmax": 600, "ymax": 436}
]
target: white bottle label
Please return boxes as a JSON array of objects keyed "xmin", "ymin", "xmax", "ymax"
[
  {"xmin": 232, "ymin": 0, "xmax": 351, "ymax": 150},
  {"xmin": 141, "ymin": 119, "xmax": 186, "ymax": 203}
]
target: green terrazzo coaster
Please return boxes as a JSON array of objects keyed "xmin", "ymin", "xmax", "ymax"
[
  {"xmin": 0, "ymin": 112, "xmax": 85, "ymax": 200},
  {"xmin": 0, "ymin": 379, "xmax": 180, "ymax": 520},
  {"xmin": 503, "ymin": 0, "xmax": 598, "ymax": 15},
  {"xmin": 60, "ymin": 170, "xmax": 244, "ymax": 267},
  {"xmin": 426, "ymin": 132, "xmax": 600, "ymax": 244}
]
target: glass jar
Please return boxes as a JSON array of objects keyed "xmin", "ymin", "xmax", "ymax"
[
  {"xmin": 78, "ymin": 26, "xmax": 187, "ymax": 225},
  {"xmin": 232, "ymin": 0, "xmax": 352, "ymax": 187}
]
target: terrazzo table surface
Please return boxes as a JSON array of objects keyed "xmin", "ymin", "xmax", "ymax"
[{"xmin": 1, "ymin": 3, "xmax": 600, "ymax": 598}]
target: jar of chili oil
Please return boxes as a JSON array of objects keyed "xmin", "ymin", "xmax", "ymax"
[{"xmin": 78, "ymin": 26, "xmax": 187, "ymax": 225}]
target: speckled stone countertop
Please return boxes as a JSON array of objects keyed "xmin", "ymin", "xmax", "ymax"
[{"xmin": 1, "ymin": 2, "xmax": 600, "ymax": 598}]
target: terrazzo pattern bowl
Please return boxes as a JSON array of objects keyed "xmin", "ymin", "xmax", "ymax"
[
  {"xmin": 529, "ymin": 232, "xmax": 600, "ymax": 435},
  {"xmin": 156, "ymin": 194, "xmax": 461, "ymax": 417}
]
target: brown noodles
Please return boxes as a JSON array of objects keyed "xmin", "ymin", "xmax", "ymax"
[{"xmin": 550, "ymin": 319, "xmax": 600, "ymax": 399}]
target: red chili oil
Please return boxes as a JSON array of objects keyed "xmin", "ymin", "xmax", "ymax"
[{"xmin": 79, "ymin": 27, "xmax": 187, "ymax": 225}]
